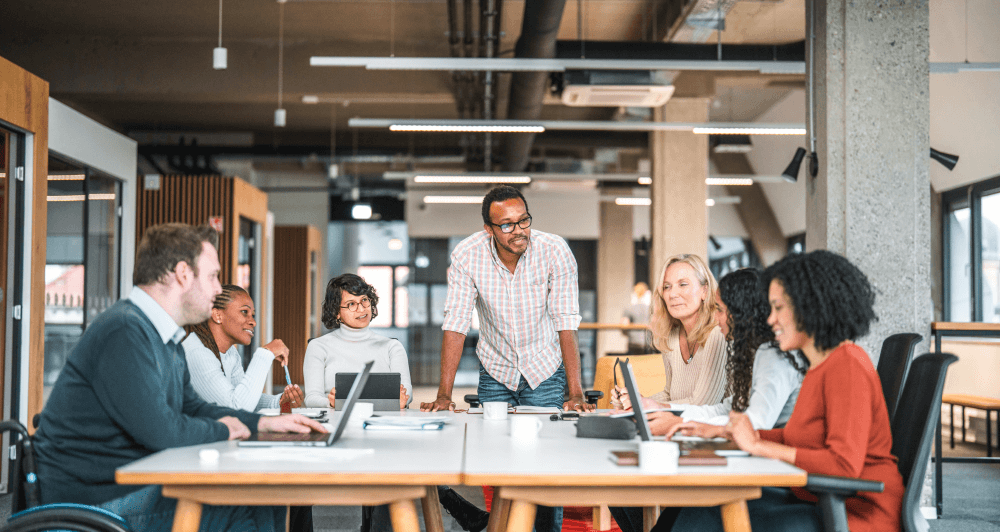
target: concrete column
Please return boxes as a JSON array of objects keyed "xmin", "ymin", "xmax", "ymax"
[
  {"xmin": 806, "ymin": 0, "xmax": 932, "ymax": 359},
  {"xmin": 649, "ymin": 98, "xmax": 710, "ymax": 286},
  {"xmin": 597, "ymin": 195, "xmax": 634, "ymax": 358}
]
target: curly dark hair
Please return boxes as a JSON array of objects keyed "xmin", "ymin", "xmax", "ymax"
[
  {"xmin": 183, "ymin": 284, "xmax": 250, "ymax": 366},
  {"xmin": 761, "ymin": 250, "xmax": 877, "ymax": 352},
  {"xmin": 718, "ymin": 269, "xmax": 806, "ymax": 412},
  {"xmin": 321, "ymin": 273, "xmax": 379, "ymax": 329},
  {"xmin": 481, "ymin": 185, "xmax": 528, "ymax": 225}
]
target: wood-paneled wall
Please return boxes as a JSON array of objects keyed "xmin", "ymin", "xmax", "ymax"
[
  {"xmin": 272, "ymin": 225, "xmax": 322, "ymax": 387},
  {"xmin": 135, "ymin": 175, "xmax": 270, "ymax": 343},
  {"xmin": 0, "ymin": 55, "xmax": 50, "ymax": 429}
]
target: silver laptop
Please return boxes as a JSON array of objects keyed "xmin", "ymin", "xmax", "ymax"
[
  {"xmin": 619, "ymin": 359, "xmax": 653, "ymax": 441},
  {"xmin": 239, "ymin": 360, "xmax": 373, "ymax": 447},
  {"xmin": 334, "ymin": 372, "xmax": 401, "ymax": 411}
]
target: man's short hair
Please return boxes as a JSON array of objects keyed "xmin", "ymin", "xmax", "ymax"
[
  {"xmin": 481, "ymin": 185, "xmax": 529, "ymax": 225},
  {"xmin": 133, "ymin": 223, "xmax": 220, "ymax": 286}
]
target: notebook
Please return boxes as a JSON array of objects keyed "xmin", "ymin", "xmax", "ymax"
[
  {"xmin": 334, "ymin": 372, "xmax": 401, "ymax": 411},
  {"xmin": 239, "ymin": 360, "xmax": 373, "ymax": 447}
]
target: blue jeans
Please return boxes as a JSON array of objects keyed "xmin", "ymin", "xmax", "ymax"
[
  {"xmin": 671, "ymin": 487, "xmax": 822, "ymax": 532},
  {"xmin": 99, "ymin": 485, "xmax": 286, "ymax": 532},
  {"xmin": 478, "ymin": 364, "xmax": 566, "ymax": 532}
]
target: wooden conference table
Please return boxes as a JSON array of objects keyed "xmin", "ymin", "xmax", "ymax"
[{"xmin": 117, "ymin": 411, "xmax": 807, "ymax": 532}]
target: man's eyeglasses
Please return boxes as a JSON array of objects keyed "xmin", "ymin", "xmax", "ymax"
[
  {"xmin": 341, "ymin": 297, "xmax": 372, "ymax": 312},
  {"xmin": 490, "ymin": 215, "xmax": 532, "ymax": 234}
]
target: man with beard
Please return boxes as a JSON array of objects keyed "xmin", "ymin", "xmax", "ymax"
[
  {"xmin": 33, "ymin": 223, "xmax": 324, "ymax": 532},
  {"xmin": 420, "ymin": 185, "xmax": 594, "ymax": 532}
]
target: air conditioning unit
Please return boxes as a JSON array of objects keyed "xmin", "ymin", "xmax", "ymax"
[{"xmin": 558, "ymin": 70, "xmax": 675, "ymax": 107}]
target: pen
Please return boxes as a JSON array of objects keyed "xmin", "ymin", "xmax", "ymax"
[{"xmin": 283, "ymin": 365, "xmax": 293, "ymax": 387}]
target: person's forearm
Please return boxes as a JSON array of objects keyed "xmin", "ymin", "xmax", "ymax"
[
  {"xmin": 749, "ymin": 438, "xmax": 797, "ymax": 464},
  {"xmin": 436, "ymin": 331, "xmax": 466, "ymax": 398},
  {"xmin": 558, "ymin": 330, "xmax": 584, "ymax": 397}
]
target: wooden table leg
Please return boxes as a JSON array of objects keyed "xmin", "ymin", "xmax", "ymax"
[
  {"xmin": 389, "ymin": 499, "xmax": 421, "ymax": 532},
  {"xmin": 506, "ymin": 500, "xmax": 538, "ymax": 532},
  {"xmin": 171, "ymin": 499, "xmax": 203, "ymax": 532},
  {"xmin": 642, "ymin": 505, "xmax": 661, "ymax": 532},
  {"xmin": 592, "ymin": 504, "xmax": 611, "ymax": 531},
  {"xmin": 719, "ymin": 500, "xmax": 751, "ymax": 532},
  {"xmin": 421, "ymin": 486, "xmax": 446, "ymax": 532},
  {"xmin": 486, "ymin": 489, "xmax": 510, "ymax": 532}
]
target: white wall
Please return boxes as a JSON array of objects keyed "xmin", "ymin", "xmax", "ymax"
[
  {"xmin": 48, "ymin": 98, "xmax": 138, "ymax": 293},
  {"xmin": 929, "ymin": 0, "xmax": 1000, "ymax": 192}
]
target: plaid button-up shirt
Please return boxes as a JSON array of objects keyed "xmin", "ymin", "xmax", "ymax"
[{"xmin": 442, "ymin": 229, "xmax": 581, "ymax": 391}]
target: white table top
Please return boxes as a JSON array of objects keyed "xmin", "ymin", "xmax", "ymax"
[
  {"xmin": 117, "ymin": 411, "xmax": 465, "ymax": 486},
  {"xmin": 462, "ymin": 414, "xmax": 806, "ymax": 487}
]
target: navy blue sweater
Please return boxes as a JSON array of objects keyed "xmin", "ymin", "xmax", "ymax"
[{"xmin": 33, "ymin": 299, "xmax": 261, "ymax": 505}]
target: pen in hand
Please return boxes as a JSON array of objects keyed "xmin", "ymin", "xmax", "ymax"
[{"xmin": 283, "ymin": 365, "xmax": 293, "ymax": 387}]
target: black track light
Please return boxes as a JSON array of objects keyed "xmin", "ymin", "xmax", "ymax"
[{"xmin": 930, "ymin": 148, "xmax": 959, "ymax": 171}]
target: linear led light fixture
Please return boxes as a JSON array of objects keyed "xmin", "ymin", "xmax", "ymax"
[
  {"xmin": 930, "ymin": 62, "xmax": 1000, "ymax": 74},
  {"xmin": 706, "ymin": 175, "xmax": 790, "ymax": 185},
  {"xmin": 390, "ymin": 124, "xmax": 544, "ymax": 133},
  {"xmin": 352, "ymin": 118, "xmax": 805, "ymax": 135},
  {"xmin": 614, "ymin": 197, "xmax": 737, "ymax": 207},
  {"xmin": 423, "ymin": 195, "xmax": 485, "ymax": 204},
  {"xmin": 47, "ymin": 194, "xmax": 116, "ymax": 202},
  {"xmin": 311, "ymin": 56, "xmax": 805, "ymax": 75},
  {"xmin": 414, "ymin": 175, "xmax": 532, "ymax": 184},
  {"xmin": 615, "ymin": 197, "xmax": 652, "ymax": 206},
  {"xmin": 48, "ymin": 174, "xmax": 86, "ymax": 181},
  {"xmin": 706, "ymin": 177, "xmax": 754, "ymax": 186},
  {"xmin": 638, "ymin": 177, "xmax": 652, "ymax": 185}
]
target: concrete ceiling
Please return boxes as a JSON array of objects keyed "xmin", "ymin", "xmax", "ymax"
[{"xmin": 0, "ymin": 0, "xmax": 804, "ymax": 173}]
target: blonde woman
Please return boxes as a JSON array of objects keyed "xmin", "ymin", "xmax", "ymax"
[{"xmin": 611, "ymin": 253, "xmax": 728, "ymax": 409}]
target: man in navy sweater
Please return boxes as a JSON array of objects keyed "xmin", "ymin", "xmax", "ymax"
[{"xmin": 34, "ymin": 223, "xmax": 324, "ymax": 531}]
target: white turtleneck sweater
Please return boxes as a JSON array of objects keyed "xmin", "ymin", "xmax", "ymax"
[{"xmin": 302, "ymin": 325, "xmax": 413, "ymax": 408}]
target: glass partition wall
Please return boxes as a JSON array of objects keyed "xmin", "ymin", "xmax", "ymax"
[{"xmin": 44, "ymin": 156, "xmax": 122, "ymax": 401}]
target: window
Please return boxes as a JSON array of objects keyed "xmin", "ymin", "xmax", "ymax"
[{"xmin": 943, "ymin": 175, "xmax": 1000, "ymax": 322}]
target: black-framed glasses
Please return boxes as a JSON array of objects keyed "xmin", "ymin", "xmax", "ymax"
[
  {"xmin": 341, "ymin": 297, "xmax": 372, "ymax": 312},
  {"xmin": 490, "ymin": 215, "xmax": 532, "ymax": 234}
]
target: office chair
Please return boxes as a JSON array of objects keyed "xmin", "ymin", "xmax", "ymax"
[
  {"xmin": 876, "ymin": 333, "xmax": 922, "ymax": 423},
  {"xmin": 0, "ymin": 420, "xmax": 131, "ymax": 532},
  {"xmin": 805, "ymin": 352, "xmax": 957, "ymax": 532}
]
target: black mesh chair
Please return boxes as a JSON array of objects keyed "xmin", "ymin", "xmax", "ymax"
[
  {"xmin": 0, "ymin": 420, "xmax": 131, "ymax": 532},
  {"xmin": 876, "ymin": 333, "xmax": 922, "ymax": 423},
  {"xmin": 805, "ymin": 352, "xmax": 958, "ymax": 532}
]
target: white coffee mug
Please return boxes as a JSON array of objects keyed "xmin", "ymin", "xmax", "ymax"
[
  {"xmin": 509, "ymin": 416, "xmax": 544, "ymax": 443},
  {"xmin": 639, "ymin": 441, "xmax": 679, "ymax": 474},
  {"xmin": 349, "ymin": 402, "xmax": 375, "ymax": 427},
  {"xmin": 483, "ymin": 401, "xmax": 509, "ymax": 421}
]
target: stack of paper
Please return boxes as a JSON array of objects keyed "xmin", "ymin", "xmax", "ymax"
[{"xmin": 363, "ymin": 416, "xmax": 450, "ymax": 431}]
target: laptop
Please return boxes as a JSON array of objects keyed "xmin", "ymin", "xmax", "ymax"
[
  {"xmin": 334, "ymin": 372, "xmax": 401, "ymax": 411},
  {"xmin": 618, "ymin": 359, "xmax": 653, "ymax": 441},
  {"xmin": 239, "ymin": 360, "xmax": 373, "ymax": 447}
]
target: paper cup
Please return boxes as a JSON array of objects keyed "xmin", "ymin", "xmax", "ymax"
[
  {"xmin": 509, "ymin": 416, "xmax": 544, "ymax": 443},
  {"xmin": 349, "ymin": 402, "xmax": 375, "ymax": 427},
  {"xmin": 639, "ymin": 441, "xmax": 679, "ymax": 474}
]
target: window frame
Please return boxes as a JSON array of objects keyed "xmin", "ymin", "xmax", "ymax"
[{"xmin": 942, "ymin": 174, "xmax": 1000, "ymax": 322}]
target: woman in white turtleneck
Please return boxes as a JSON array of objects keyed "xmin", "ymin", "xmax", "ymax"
[{"xmin": 303, "ymin": 273, "xmax": 412, "ymax": 409}]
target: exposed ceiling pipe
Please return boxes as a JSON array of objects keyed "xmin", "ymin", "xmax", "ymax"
[
  {"xmin": 501, "ymin": 0, "xmax": 567, "ymax": 172},
  {"xmin": 553, "ymin": 40, "xmax": 805, "ymax": 62}
]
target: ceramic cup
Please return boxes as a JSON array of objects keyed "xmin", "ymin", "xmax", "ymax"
[
  {"xmin": 349, "ymin": 401, "xmax": 375, "ymax": 427},
  {"xmin": 483, "ymin": 401, "xmax": 509, "ymax": 421},
  {"xmin": 639, "ymin": 441, "xmax": 679, "ymax": 474},
  {"xmin": 509, "ymin": 416, "xmax": 544, "ymax": 443}
]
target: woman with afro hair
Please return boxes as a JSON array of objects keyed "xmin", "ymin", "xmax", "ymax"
[{"xmin": 668, "ymin": 250, "xmax": 904, "ymax": 532}]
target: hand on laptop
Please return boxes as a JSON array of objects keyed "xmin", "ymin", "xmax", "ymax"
[
  {"xmin": 258, "ymin": 414, "xmax": 328, "ymax": 434},
  {"xmin": 664, "ymin": 419, "xmax": 725, "ymax": 440},
  {"xmin": 218, "ymin": 416, "xmax": 251, "ymax": 440},
  {"xmin": 646, "ymin": 411, "xmax": 683, "ymax": 437},
  {"xmin": 280, "ymin": 384, "xmax": 304, "ymax": 408}
]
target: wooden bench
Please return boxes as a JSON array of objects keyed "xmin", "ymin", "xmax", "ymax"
[{"xmin": 942, "ymin": 393, "xmax": 1000, "ymax": 456}]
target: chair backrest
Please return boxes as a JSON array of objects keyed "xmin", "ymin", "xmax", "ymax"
[
  {"xmin": 0, "ymin": 420, "xmax": 40, "ymax": 512},
  {"xmin": 889, "ymin": 352, "xmax": 957, "ymax": 532},
  {"xmin": 876, "ymin": 333, "xmax": 922, "ymax": 423},
  {"xmin": 592, "ymin": 354, "xmax": 665, "ymax": 409}
]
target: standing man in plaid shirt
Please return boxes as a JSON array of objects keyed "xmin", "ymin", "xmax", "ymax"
[{"xmin": 420, "ymin": 185, "xmax": 595, "ymax": 529}]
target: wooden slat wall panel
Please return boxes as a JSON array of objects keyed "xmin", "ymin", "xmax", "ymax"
[
  {"xmin": 1, "ymin": 55, "xmax": 50, "ymax": 428},
  {"xmin": 136, "ymin": 175, "xmax": 235, "ymax": 282},
  {"xmin": 273, "ymin": 226, "xmax": 310, "ymax": 386}
]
